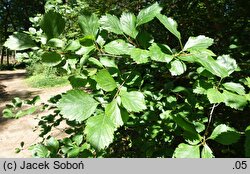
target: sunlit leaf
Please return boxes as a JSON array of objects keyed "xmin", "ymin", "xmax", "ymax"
[
  {"xmin": 120, "ymin": 91, "xmax": 147, "ymax": 112},
  {"xmin": 183, "ymin": 35, "xmax": 214, "ymax": 51},
  {"xmin": 149, "ymin": 43, "xmax": 173, "ymax": 63},
  {"xmin": 130, "ymin": 48, "xmax": 150, "ymax": 64},
  {"xmin": 58, "ymin": 90, "xmax": 98, "ymax": 122},
  {"xmin": 136, "ymin": 2, "xmax": 162, "ymax": 26},
  {"xmin": 173, "ymin": 143, "xmax": 200, "ymax": 158},
  {"xmin": 4, "ymin": 32, "xmax": 37, "ymax": 50},
  {"xmin": 156, "ymin": 14, "xmax": 181, "ymax": 40},
  {"xmin": 100, "ymin": 14, "xmax": 123, "ymax": 35},
  {"xmin": 169, "ymin": 60, "xmax": 187, "ymax": 76},
  {"xmin": 104, "ymin": 39, "xmax": 134, "ymax": 55},
  {"xmin": 85, "ymin": 114, "xmax": 116, "ymax": 150},
  {"xmin": 105, "ymin": 99, "xmax": 123, "ymax": 127},
  {"xmin": 209, "ymin": 124, "xmax": 241, "ymax": 145},
  {"xmin": 78, "ymin": 14, "xmax": 99, "ymax": 38},
  {"xmin": 95, "ymin": 69, "xmax": 117, "ymax": 92},
  {"xmin": 120, "ymin": 12, "xmax": 138, "ymax": 39},
  {"xmin": 201, "ymin": 144, "xmax": 214, "ymax": 158},
  {"xmin": 222, "ymin": 82, "xmax": 245, "ymax": 95}
]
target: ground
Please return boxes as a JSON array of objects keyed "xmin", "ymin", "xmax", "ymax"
[{"xmin": 0, "ymin": 69, "xmax": 71, "ymax": 157}]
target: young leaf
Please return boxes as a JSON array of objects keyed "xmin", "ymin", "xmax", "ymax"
[
  {"xmin": 100, "ymin": 14, "xmax": 123, "ymax": 35},
  {"xmin": 169, "ymin": 60, "xmax": 187, "ymax": 76},
  {"xmin": 208, "ymin": 124, "xmax": 241, "ymax": 145},
  {"xmin": 120, "ymin": 12, "xmax": 138, "ymax": 39},
  {"xmin": 245, "ymin": 125, "xmax": 250, "ymax": 157},
  {"xmin": 130, "ymin": 48, "xmax": 150, "ymax": 64},
  {"xmin": 206, "ymin": 88, "xmax": 224, "ymax": 104},
  {"xmin": 58, "ymin": 90, "xmax": 98, "ymax": 122},
  {"xmin": 136, "ymin": 2, "xmax": 162, "ymax": 26},
  {"xmin": 222, "ymin": 90, "xmax": 248, "ymax": 110},
  {"xmin": 222, "ymin": 82, "xmax": 245, "ymax": 95},
  {"xmin": 95, "ymin": 69, "xmax": 117, "ymax": 92},
  {"xmin": 149, "ymin": 43, "xmax": 173, "ymax": 63},
  {"xmin": 41, "ymin": 52, "xmax": 62, "ymax": 66},
  {"xmin": 85, "ymin": 114, "xmax": 116, "ymax": 150},
  {"xmin": 156, "ymin": 14, "xmax": 181, "ymax": 40},
  {"xmin": 183, "ymin": 35, "xmax": 214, "ymax": 51},
  {"xmin": 4, "ymin": 32, "xmax": 36, "ymax": 50},
  {"xmin": 78, "ymin": 14, "xmax": 99, "ymax": 38},
  {"xmin": 104, "ymin": 39, "xmax": 134, "ymax": 55},
  {"xmin": 40, "ymin": 10, "xmax": 65, "ymax": 40},
  {"xmin": 105, "ymin": 99, "xmax": 123, "ymax": 127},
  {"xmin": 201, "ymin": 144, "xmax": 214, "ymax": 158},
  {"xmin": 120, "ymin": 91, "xmax": 147, "ymax": 112},
  {"xmin": 173, "ymin": 143, "xmax": 200, "ymax": 158}
]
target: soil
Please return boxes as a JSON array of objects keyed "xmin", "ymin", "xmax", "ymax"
[{"xmin": 0, "ymin": 69, "xmax": 71, "ymax": 157}]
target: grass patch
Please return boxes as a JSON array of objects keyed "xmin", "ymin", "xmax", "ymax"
[{"xmin": 26, "ymin": 74, "xmax": 69, "ymax": 88}]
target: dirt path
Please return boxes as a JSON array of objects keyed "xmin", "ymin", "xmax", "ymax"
[{"xmin": 0, "ymin": 70, "xmax": 71, "ymax": 157}]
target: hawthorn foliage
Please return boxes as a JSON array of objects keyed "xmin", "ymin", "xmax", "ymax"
[{"xmin": 3, "ymin": 2, "xmax": 250, "ymax": 158}]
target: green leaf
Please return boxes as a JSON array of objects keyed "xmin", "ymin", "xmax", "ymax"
[
  {"xmin": 156, "ymin": 14, "xmax": 181, "ymax": 40},
  {"xmin": 222, "ymin": 90, "xmax": 248, "ymax": 110},
  {"xmin": 105, "ymin": 99, "xmax": 123, "ymax": 127},
  {"xmin": 47, "ymin": 38, "xmax": 65, "ymax": 48},
  {"xmin": 31, "ymin": 144, "xmax": 49, "ymax": 158},
  {"xmin": 95, "ymin": 69, "xmax": 117, "ymax": 92},
  {"xmin": 195, "ymin": 54, "xmax": 228, "ymax": 78},
  {"xmin": 209, "ymin": 124, "xmax": 241, "ymax": 145},
  {"xmin": 65, "ymin": 40, "xmax": 81, "ymax": 51},
  {"xmin": 75, "ymin": 45, "xmax": 95, "ymax": 55},
  {"xmin": 4, "ymin": 32, "xmax": 37, "ymax": 50},
  {"xmin": 222, "ymin": 82, "xmax": 245, "ymax": 95},
  {"xmin": 100, "ymin": 14, "xmax": 123, "ymax": 35},
  {"xmin": 201, "ymin": 144, "xmax": 214, "ymax": 158},
  {"xmin": 41, "ymin": 52, "xmax": 62, "ymax": 66},
  {"xmin": 68, "ymin": 75, "xmax": 87, "ymax": 88},
  {"xmin": 136, "ymin": 2, "xmax": 162, "ymax": 26},
  {"xmin": 78, "ymin": 14, "xmax": 99, "ymax": 38},
  {"xmin": 172, "ymin": 113, "xmax": 198, "ymax": 135},
  {"xmin": 173, "ymin": 143, "xmax": 200, "ymax": 158},
  {"xmin": 245, "ymin": 125, "xmax": 250, "ymax": 157},
  {"xmin": 216, "ymin": 55, "xmax": 239, "ymax": 76},
  {"xmin": 100, "ymin": 57, "xmax": 117, "ymax": 68},
  {"xmin": 104, "ymin": 39, "xmax": 134, "ymax": 55},
  {"xmin": 120, "ymin": 91, "xmax": 147, "ymax": 113},
  {"xmin": 58, "ymin": 90, "xmax": 98, "ymax": 122},
  {"xmin": 183, "ymin": 35, "xmax": 214, "ymax": 51},
  {"xmin": 67, "ymin": 148, "xmax": 80, "ymax": 157},
  {"xmin": 149, "ymin": 43, "xmax": 173, "ymax": 63},
  {"xmin": 46, "ymin": 137, "xmax": 59, "ymax": 153},
  {"xmin": 207, "ymin": 88, "xmax": 224, "ymax": 104},
  {"xmin": 72, "ymin": 135, "xmax": 84, "ymax": 146},
  {"xmin": 85, "ymin": 114, "xmax": 116, "ymax": 150},
  {"xmin": 120, "ymin": 12, "xmax": 138, "ymax": 39},
  {"xmin": 130, "ymin": 48, "xmax": 150, "ymax": 64},
  {"xmin": 169, "ymin": 60, "xmax": 187, "ymax": 76},
  {"xmin": 40, "ymin": 10, "xmax": 65, "ymax": 40}
]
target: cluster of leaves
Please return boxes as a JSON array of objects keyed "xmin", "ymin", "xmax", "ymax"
[{"xmin": 3, "ymin": 2, "xmax": 250, "ymax": 158}]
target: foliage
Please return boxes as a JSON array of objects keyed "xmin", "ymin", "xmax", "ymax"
[{"xmin": 3, "ymin": 2, "xmax": 250, "ymax": 158}]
